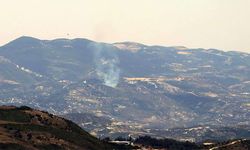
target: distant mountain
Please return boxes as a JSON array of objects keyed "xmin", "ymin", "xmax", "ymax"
[
  {"xmin": 0, "ymin": 36, "xmax": 250, "ymax": 141},
  {"xmin": 0, "ymin": 36, "xmax": 96, "ymax": 81}
]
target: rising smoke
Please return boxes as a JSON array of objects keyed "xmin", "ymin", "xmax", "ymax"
[{"xmin": 91, "ymin": 43, "xmax": 120, "ymax": 88}]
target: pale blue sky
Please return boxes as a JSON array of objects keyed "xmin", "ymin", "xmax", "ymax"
[{"xmin": 1, "ymin": 0, "xmax": 250, "ymax": 52}]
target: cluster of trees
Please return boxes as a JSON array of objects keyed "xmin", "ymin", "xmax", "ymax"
[
  {"xmin": 102, "ymin": 135, "xmax": 250, "ymax": 150},
  {"xmin": 102, "ymin": 135, "xmax": 199, "ymax": 150},
  {"xmin": 134, "ymin": 136, "xmax": 199, "ymax": 150}
]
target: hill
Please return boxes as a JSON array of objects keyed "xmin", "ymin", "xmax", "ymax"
[{"xmin": 0, "ymin": 106, "xmax": 133, "ymax": 150}]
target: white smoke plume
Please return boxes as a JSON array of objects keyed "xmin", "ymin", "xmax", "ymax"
[{"xmin": 91, "ymin": 43, "xmax": 120, "ymax": 88}]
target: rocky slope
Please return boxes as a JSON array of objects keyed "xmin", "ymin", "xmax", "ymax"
[{"xmin": 0, "ymin": 106, "xmax": 133, "ymax": 150}]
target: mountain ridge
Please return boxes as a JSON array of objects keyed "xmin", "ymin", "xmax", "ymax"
[
  {"xmin": 3, "ymin": 36, "xmax": 250, "ymax": 54},
  {"xmin": 0, "ymin": 36, "xmax": 249, "ymax": 141}
]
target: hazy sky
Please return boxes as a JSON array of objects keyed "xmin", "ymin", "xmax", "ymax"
[{"xmin": 1, "ymin": 0, "xmax": 250, "ymax": 52}]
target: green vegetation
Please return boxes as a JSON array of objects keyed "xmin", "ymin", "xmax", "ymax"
[
  {"xmin": 0, "ymin": 143, "xmax": 27, "ymax": 150},
  {"xmin": 134, "ymin": 136, "xmax": 200, "ymax": 150},
  {"xmin": 0, "ymin": 108, "xmax": 31, "ymax": 123},
  {"xmin": 34, "ymin": 144, "xmax": 64, "ymax": 150},
  {"xmin": 2, "ymin": 122, "xmax": 134, "ymax": 149}
]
